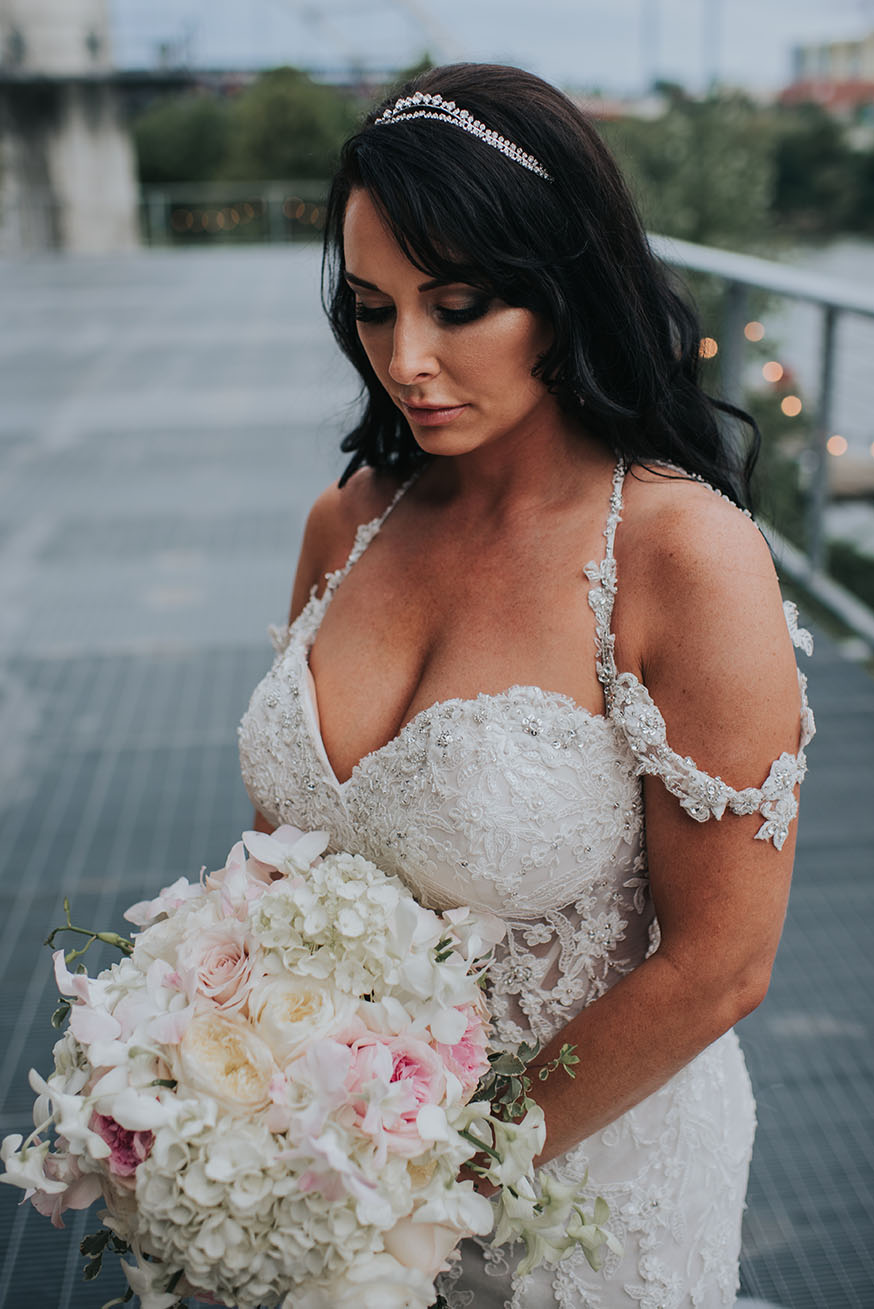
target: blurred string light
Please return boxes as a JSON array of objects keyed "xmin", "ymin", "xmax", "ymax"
[
  {"xmin": 744, "ymin": 321, "xmax": 765, "ymax": 342},
  {"xmin": 827, "ymin": 435, "xmax": 848, "ymax": 456},
  {"xmin": 699, "ymin": 337, "xmax": 718, "ymax": 358},
  {"xmin": 167, "ymin": 198, "xmax": 324, "ymax": 238},
  {"xmin": 781, "ymin": 395, "xmax": 802, "ymax": 417},
  {"xmin": 762, "ymin": 361, "xmax": 783, "ymax": 383}
]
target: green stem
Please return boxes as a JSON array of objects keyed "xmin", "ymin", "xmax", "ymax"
[
  {"xmin": 459, "ymin": 1127, "xmax": 501, "ymax": 1161},
  {"xmin": 44, "ymin": 899, "xmax": 132, "ymax": 959}
]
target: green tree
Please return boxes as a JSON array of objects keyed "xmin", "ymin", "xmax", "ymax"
[
  {"xmin": 600, "ymin": 91, "xmax": 777, "ymax": 253},
  {"xmin": 222, "ymin": 67, "xmax": 357, "ymax": 180},
  {"xmin": 772, "ymin": 103, "xmax": 857, "ymax": 234},
  {"xmin": 133, "ymin": 93, "xmax": 231, "ymax": 185}
]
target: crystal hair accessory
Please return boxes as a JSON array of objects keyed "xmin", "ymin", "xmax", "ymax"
[{"xmin": 374, "ymin": 91, "xmax": 553, "ymax": 181}]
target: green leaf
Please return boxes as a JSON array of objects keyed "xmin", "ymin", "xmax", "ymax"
[
  {"xmin": 108, "ymin": 1234, "xmax": 132, "ymax": 1254},
  {"xmin": 489, "ymin": 1053, "xmax": 526, "ymax": 1076},
  {"xmin": 80, "ymin": 1229, "xmax": 110, "ymax": 1257},
  {"xmin": 51, "ymin": 999, "xmax": 72, "ymax": 1029},
  {"xmin": 83, "ymin": 1256, "xmax": 104, "ymax": 1281},
  {"xmin": 593, "ymin": 1195, "xmax": 610, "ymax": 1226}
]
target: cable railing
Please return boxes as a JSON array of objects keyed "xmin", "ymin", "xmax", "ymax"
[{"xmin": 651, "ymin": 234, "xmax": 874, "ymax": 644}]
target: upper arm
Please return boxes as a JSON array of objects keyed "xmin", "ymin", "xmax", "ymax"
[{"xmin": 623, "ymin": 489, "xmax": 808, "ymax": 1005}]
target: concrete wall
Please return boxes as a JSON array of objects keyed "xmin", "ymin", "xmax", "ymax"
[
  {"xmin": 0, "ymin": 0, "xmax": 113, "ymax": 75},
  {"xmin": 0, "ymin": 0, "xmax": 140, "ymax": 254}
]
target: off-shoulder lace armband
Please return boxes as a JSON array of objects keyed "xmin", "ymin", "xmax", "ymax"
[{"xmin": 610, "ymin": 601, "xmax": 815, "ymax": 851}]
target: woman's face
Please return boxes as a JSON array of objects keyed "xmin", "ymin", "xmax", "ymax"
[{"xmin": 342, "ymin": 187, "xmax": 560, "ymax": 459}]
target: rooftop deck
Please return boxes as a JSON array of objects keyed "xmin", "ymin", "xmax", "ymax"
[{"xmin": 0, "ymin": 247, "xmax": 871, "ymax": 1308}]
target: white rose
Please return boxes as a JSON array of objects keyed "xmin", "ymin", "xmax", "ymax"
[
  {"xmin": 174, "ymin": 1012, "xmax": 276, "ymax": 1111},
  {"xmin": 382, "ymin": 1216, "xmax": 460, "ymax": 1279},
  {"xmin": 249, "ymin": 976, "xmax": 355, "ymax": 1063},
  {"xmin": 286, "ymin": 1251, "xmax": 435, "ymax": 1309}
]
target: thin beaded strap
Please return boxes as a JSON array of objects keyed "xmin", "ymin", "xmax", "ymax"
[
  {"xmin": 322, "ymin": 470, "xmax": 421, "ymax": 600},
  {"xmin": 585, "ymin": 460, "xmax": 627, "ymax": 706}
]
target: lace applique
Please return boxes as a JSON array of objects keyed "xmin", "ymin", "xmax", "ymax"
[{"xmin": 586, "ymin": 463, "xmax": 815, "ymax": 850}]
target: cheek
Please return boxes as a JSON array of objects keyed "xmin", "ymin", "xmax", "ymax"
[{"xmin": 465, "ymin": 312, "xmax": 551, "ymax": 386}]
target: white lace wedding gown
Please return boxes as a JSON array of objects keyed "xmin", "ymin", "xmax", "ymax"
[{"xmin": 238, "ymin": 462, "xmax": 814, "ymax": 1308}]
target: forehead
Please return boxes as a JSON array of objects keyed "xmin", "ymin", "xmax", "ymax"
[{"xmin": 343, "ymin": 189, "xmax": 408, "ymax": 271}]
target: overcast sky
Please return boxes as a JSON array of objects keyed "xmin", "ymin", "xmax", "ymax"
[{"xmin": 110, "ymin": 0, "xmax": 874, "ymax": 94}]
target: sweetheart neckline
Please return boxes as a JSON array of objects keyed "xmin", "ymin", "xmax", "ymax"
[{"xmin": 294, "ymin": 639, "xmax": 616, "ymax": 794}]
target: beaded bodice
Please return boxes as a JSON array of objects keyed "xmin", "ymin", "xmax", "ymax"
[{"xmin": 238, "ymin": 462, "xmax": 814, "ymax": 1049}]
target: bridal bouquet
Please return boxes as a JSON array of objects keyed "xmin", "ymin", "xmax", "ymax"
[{"xmin": 1, "ymin": 826, "xmax": 615, "ymax": 1309}]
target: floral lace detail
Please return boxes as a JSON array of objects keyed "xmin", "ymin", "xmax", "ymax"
[
  {"xmin": 585, "ymin": 463, "xmax": 815, "ymax": 850},
  {"xmin": 238, "ymin": 459, "xmax": 811, "ymax": 1306}
]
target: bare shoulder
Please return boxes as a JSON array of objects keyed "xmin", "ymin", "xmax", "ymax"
[
  {"xmin": 615, "ymin": 465, "xmax": 801, "ymax": 775},
  {"xmin": 621, "ymin": 465, "xmax": 772, "ymax": 572},
  {"xmin": 618, "ymin": 466, "xmax": 782, "ymax": 651},
  {"xmin": 288, "ymin": 467, "xmax": 405, "ymax": 623},
  {"xmin": 305, "ymin": 467, "xmax": 398, "ymax": 557}
]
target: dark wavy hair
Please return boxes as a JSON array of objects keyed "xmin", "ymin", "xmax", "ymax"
[{"xmin": 322, "ymin": 63, "xmax": 759, "ymax": 506}]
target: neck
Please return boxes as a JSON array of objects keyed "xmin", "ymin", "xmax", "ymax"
[{"xmin": 424, "ymin": 411, "xmax": 615, "ymax": 519}]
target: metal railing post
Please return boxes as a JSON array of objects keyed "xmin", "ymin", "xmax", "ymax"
[
  {"xmin": 807, "ymin": 304, "xmax": 838, "ymax": 574},
  {"xmin": 145, "ymin": 191, "xmax": 168, "ymax": 246},
  {"xmin": 719, "ymin": 279, "xmax": 748, "ymax": 411},
  {"xmin": 267, "ymin": 186, "xmax": 285, "ymax": 244}
]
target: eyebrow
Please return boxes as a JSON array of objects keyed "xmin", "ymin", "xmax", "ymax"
[{"xmin": 344, "ymin": 271, "xmax": 453, "ymax": 293}]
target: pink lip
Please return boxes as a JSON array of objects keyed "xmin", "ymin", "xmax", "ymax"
[{"xmin": 400, "ymin": 401, "xmax": 469, "ymax": 427}]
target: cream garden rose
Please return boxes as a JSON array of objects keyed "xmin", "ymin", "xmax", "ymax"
[
  {"xmin": 248, "ymin": 975, "xmax": 355, "ymax": 1063},
  {"xmin": 175, "ymin": 1012, "xmax": 276, "ymax": 1111}
]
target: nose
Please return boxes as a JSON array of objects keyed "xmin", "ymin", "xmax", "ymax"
[{"xmin": 387, "ymin": 314, "xmax": 439, "ymax": 386}]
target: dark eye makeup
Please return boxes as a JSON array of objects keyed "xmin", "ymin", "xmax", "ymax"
[{"xmin": 352, "ymin": 295, "xmax": 493, "ymax": 327}]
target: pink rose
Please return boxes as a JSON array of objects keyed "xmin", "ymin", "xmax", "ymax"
[
  {"xmin": 89, "ymin": 1113, "xmax": 153, "ymax": 1180},
  {"xmin": 192, "ymin": 923, "xmax": 256, "ymax": 1014},
  {"xmin": 345, "ymin": 1034, "xmax": 446, "ymax": 1158},
  {"xmin": 436, "ymin": 1005, "xmax": 490, "ymax": 1097}
]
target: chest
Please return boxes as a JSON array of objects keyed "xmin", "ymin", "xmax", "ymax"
[{"xmin": 308, "ymin": 528, "xmax": 610, "ymax": 784}]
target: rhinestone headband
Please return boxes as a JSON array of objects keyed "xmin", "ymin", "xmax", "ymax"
[{"xmin": 374, "ymin": 91, "xmax": 553, "ymax": 182}]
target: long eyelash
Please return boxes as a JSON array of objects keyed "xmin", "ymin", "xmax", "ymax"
[
  {"xmin": 353, "ymin": 297, "xmax": 492, "ymax": 326},
  {"xmin": 439, "ymin": 298, "xmax": 491, "ymax": 324}
]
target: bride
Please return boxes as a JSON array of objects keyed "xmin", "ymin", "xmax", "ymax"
[{"xmin": 238, "ymin": 63, "xmax": 814, "ymax": 1307}]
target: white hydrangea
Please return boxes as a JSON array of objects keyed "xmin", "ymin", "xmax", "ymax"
[{"xmin": 1, "ymin": 825, "xmax": 612, "ymax": 1307}]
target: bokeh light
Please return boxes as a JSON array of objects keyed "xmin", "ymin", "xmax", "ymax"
[
  {"xmin": 827, "ymin": 435, "xmax": 848, "ymax": 456},
  {"xmin": 780, "ymin": 396, "xmax": 802, "ymax": 417},
  {"xmin": 699, "ymin": 337, "xmax": 718, "ymax": 359},
  {"xmin": 744, "ymin": 321, "xmax": 765, "ymax": 342},
  {"xmin": 762, "ymin": 361, "xmax": 784, "ymax": 383}
]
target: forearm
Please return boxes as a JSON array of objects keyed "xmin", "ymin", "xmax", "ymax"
[{"xmin": 529, "ymin": 948, "xmax": 760, "ymax": 1166}]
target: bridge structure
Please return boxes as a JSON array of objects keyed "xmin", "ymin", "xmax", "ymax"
[
  {"xmin": 0, "ymin": 0, "xmax": 461, "ymax": 256},
  {"xmin": 0, "ymin": 0, "xmax": 144, "ymax": 254}
]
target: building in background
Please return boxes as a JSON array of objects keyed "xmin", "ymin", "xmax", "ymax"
[
  {"xmin": 784, "ymin": 29, "xmax": 874, "ymax": 116},
  {"xmin": 0, "ymin": 0, "xmax": 140, "ymax": 253}
]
